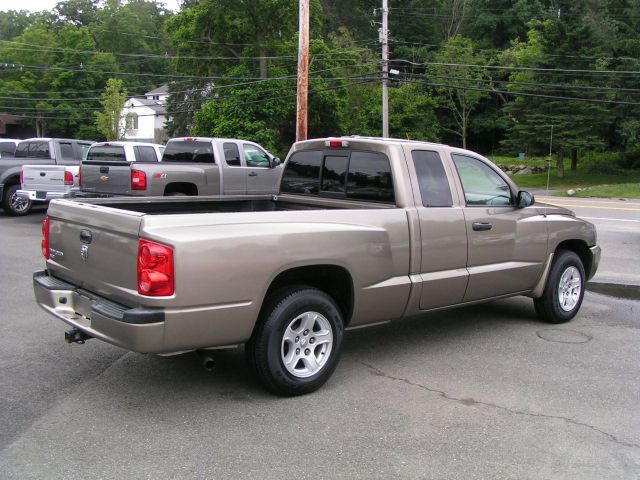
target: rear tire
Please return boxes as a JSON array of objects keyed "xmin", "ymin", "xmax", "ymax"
[
  {"xmin": 534, "ymin": 250, "xmax": 585, "ymax": 324},
  {"xmin": 2, "ymin": 184, "xmax": 31, "ymax": 216},
  {"xmin": 246, "ymin": 287, "xmax": 344, "ymax": 396}
]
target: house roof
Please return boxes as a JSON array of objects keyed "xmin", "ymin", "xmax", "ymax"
[
  {"xmin": 127, "ymin": 98, "xmax": 167, "ymax": 115},
  {"xmin": 145, "ymin": 85, "xmax": 169, "ymax": 96}
]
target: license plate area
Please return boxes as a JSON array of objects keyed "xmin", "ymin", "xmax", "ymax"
[{"xmin": 36, "ymin": 191, "xmax": 47, "ymax": 199}]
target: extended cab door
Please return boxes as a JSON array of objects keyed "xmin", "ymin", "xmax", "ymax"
[
  {"xmin": 408, "ymin": 149, "xmax": 469, "ymax": 310},
  {"xmin": 243, "ymin": 143, "xmax": 282, "ymax": 194},
  {"xmin": 221, "ymin": 142, "xmax": 246, "ymax": 195},
  {"xmin": 449, "ymin": 153, "xmax": 547, "ymax": 301}
]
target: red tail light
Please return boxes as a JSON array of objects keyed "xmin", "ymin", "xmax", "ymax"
[
  {"xmin": 42, "ymin": 216, "xmax": 50, "ymax": 259},
  {"xmin": 20, "ymin": 169, "xmax": 24, "ymax": 186},
  {"xmin": 64, "ymin": 170, "xmax": 74, "ymax": 185},
  {"xmin": 137, "ymin": 239, "xmax": 174, "ymax": 296},
  {"xmin": 78, "ymin": 166, "xmax": 82, "ymax": 187},
  {"xmin": 131, "ymin": 169, "xmax": 147, "ymax": 190}
]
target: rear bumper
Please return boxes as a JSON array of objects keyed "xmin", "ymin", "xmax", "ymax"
[
  {"xmin": 33, "ymin": 270, "xmax": 165, "ymax": 353},
  {"xmin": 18, "ymin": 189, "xmax": 71, "ymax": 203}
]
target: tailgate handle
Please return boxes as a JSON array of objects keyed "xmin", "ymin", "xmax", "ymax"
[
  {"xmin": 472, "ymin": 222, "xmax": 493, "ymax": 231},
  {"xmin": 99, "ymin": 166, "xmax": 109, "ymax": 174},
  {"xmin": 40, "ymin": 172, "xmax": 46, "ymax": 177}
]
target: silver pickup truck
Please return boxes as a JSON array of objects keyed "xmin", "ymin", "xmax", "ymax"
[
  {"xmin": 1, "ymin": 138, "xmax": 93, "ymax": 215},
  {"xmin": 78, "ymin": 137, "xmax": 282, "ymax": 197},
  {"xmin": 33, "ymin": 137, "xmax": 600, "ymax": 396}
]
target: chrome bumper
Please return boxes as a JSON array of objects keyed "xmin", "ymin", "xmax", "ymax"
[
  {"xmin": 18, "ymin": 189, "xmax": 71, "ymax": 202},
  {"xmin": 33, "ymin": 270, "xmax": 165, "ymax": 353}
]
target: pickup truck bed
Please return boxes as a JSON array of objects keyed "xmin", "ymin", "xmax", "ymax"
[{"xmin": 34, "ymin": 137, "xmax": 600, "ymax": 396}]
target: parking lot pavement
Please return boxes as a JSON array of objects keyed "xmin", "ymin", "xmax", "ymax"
[{"xmin": 1, "ymin": 209, "xmax": 639, "ymax": 479}]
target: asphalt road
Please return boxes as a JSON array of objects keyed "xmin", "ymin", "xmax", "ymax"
[
  {"xmin": 0, "ymin": 207, "xmax": 639, "ymax": 479},
  {"xmin": 535, "ymin": 195, "xmax": 640, "ymax": 286}
]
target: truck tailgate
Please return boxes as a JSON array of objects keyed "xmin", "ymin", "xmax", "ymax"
[
  {"xmin": 22, "ymin": 165, "xmax": 76, "ymax": 195},
  {"xmin": 81, "ymin": 161, "xmax": 133, "ymax": 195},
  {"xmin": 46, "ymin": 200, "xmax": 145, "ymax": 306}
]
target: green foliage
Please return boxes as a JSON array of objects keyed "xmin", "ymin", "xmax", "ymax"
[{"xmin": 95, "ymin": 78, "xmax": 128, "ymax": 140}]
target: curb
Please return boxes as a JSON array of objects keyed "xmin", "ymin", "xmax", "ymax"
[{"xmin": 587, "ymin": 281, "xmax": 640, "ymax": 301}]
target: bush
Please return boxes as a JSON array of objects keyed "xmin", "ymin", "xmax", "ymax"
[{"xmin": 617, "ymin": 145, "xmax": 640, "ymax": 169}]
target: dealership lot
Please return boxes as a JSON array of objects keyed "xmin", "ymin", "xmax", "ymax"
[{"xmin": 0, "ymin": 209, "xmax": 638, "ymax": 479}]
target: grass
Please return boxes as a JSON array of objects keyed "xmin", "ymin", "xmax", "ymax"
[{"xmin": 487, "ymin": 153, "xmax": 639, "ymax": 197}]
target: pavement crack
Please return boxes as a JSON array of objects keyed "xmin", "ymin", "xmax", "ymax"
[{"xmin": 360, "ymin": 361, "xmax": 640, "ymax": 450}]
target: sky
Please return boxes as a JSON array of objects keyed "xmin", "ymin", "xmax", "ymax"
[{"xmin": 0, "ymin": 0, "xmax": 181, "ymax": 13}]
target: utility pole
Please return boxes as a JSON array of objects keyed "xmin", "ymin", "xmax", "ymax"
[
  {"xmin": 296, "ymin": 0, "xmax": 309, "ymax": 142},
  {"xmin": 381, "ymin": 0, "xmax": 389, "ymax": 138}
]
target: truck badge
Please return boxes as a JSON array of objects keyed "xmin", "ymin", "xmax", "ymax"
[{"xmin": 80, "ymin": 244, "xmax": 89, "ymax": 261}]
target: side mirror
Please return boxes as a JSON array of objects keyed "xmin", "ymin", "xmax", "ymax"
[
  {"xmin": 270, "ymin": 157, "xmax": 281, "ymax": 168},
  {"xmin": 516, "ymin": 190, "xmax": 535, "ymax": 209}
]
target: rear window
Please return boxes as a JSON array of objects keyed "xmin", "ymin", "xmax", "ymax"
[
  {"xmin": 86, "ymin": 145, "xmax": 126, "ymax": 162},
  {"xmin": 0, "ymin": 141, "xmax": 17, "ymax": 157},
  {"xmin": 282, "ymin": 149, "xmax": 394, "ymax": 203},
  {"xmin": 15, "ymin": 141, "xmax": 50, "ymax": 159},
  {"xmin": 162, "ymin": 141, "xmax": 215, "ymax": 163},
  {"xmin": 134, "ymin": 146, "xmax": 159, "ymax": 163}
]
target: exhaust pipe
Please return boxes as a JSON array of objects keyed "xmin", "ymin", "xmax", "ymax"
[
  {"xmin": 65, "ymin": 328, "xmax": 92, "ymax": 344},
  {"xmin": 195, "ymin": 350, "xmax": 216, "ymax": 372}
]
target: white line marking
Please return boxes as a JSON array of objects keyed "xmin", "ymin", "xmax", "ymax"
[{"xmin": 580, "ymin": 216, "xmax": 640, "ymax": 223}]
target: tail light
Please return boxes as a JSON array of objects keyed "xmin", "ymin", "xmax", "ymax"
[
  {"xmin": 42, "ymin": 216, "xmax": 50, "ymax": 259},
  {"xmin": 64, "ymin": 170, "xmax": 74, "ymax": 185},
  {"xmin": 20, "ymin": 169, "xmax": 24, "ymax": 186},
  {"xmin": 131, "ymin": 169, "xmax": 147, "ymax": 190},
  {"xmin": 137, "ymin": 239, "xmax": 174, "ymax": 296},
  {"xmin": 78, "ymin": 166, "xmax": 82, "ymax": 187}
]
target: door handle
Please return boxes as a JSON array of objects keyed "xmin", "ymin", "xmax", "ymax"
[
  {"xmin": 248, "ymin": 171, "xmax": 258, "ymax": 177},
  {"xmin": 472, "ymin": 222, "xmax": 493, "ymax": 231},
  {"xmin": 40, "ymin": 172, "xmax": 46, "ymax": 176}
]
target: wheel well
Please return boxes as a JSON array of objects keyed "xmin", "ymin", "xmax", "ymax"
[
  {"xmin": 262, "ymin": 265, "xmax": 354, "ymax": 325},
  {"xmin": 4, "ymin": 174, "xmax": 19, "ymax": 186},
  {"xmin": 556, "ymin": 240, "xmax": 592, "ymax": 278},
  {"xmin": 164, "ymin": 182, "xmax": 197, "ymax": 195}
]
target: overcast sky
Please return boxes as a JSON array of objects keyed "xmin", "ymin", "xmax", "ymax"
[{"xmin": 0, "ymin": 0, "xmax": 181, "ymax": 13}]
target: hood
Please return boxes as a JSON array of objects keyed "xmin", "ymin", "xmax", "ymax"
[{"xmin": 535, "ymin": 202, "xmax": 575, "ymax": 217}]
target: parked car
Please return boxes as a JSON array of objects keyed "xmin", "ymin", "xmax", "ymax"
[
  {"xmin": 0, "ymin": 139, "xmax": 21, "ymax": 159},
  {"xmin": 33, "ymin": 137, "xmax": 600, "ymax": 396},
  {"xmin": 78, "ymin": 137, "xmax": 282, "ymax": 197},
  {"xmin": 0, "ymin": 138, "xmax": 93, "ymax": 215}
]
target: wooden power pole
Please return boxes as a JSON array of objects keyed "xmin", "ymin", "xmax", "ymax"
[
  {"xmin": 381, "ymin": 0, "xmax": 389, "ymax": 138},
  {"xmin": 296, "ymin": 0, "xmax": 309, "ymax": 142}
]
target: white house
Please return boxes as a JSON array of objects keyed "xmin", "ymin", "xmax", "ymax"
[{"xmin": 121, "ymin": 85, "xmax": 170, "ymax": 143}]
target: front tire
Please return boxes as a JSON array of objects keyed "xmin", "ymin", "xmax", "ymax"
[
  {"xmin": 534, "ymin": 250, "xmax": 585, "ymax": 323},
  {"xmin": 2, "ymin": 184, "xmax": 32, "ymax": 216},
  {"xmin": 247, "ymin": 287, "xmax": 344, "ymax": 396}
]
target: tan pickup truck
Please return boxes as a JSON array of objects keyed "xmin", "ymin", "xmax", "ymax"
[{"xmin": 33, "ymin": 137, "xmax": 600, "ymax": 396}]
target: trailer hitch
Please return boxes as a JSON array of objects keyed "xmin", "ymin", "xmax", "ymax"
[{"xmin": 65, "ymin": 328, "xmax": 92, "ymax": 344}]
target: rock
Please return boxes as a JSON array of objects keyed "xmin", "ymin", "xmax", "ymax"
[
  {"xmin": 567, "ymin": 189, "xmax": 576, "ymax": 196},
  {"xmin": 514, "ymin": 167, "xmax": 533, "ymax": 175}
]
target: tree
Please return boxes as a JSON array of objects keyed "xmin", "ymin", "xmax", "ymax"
[
  {"xmin": 430, "ymin": 35, "xmax": 488, "ymax": 149},
  {"xmin": 95, "ymin": 78, "xmax": 128, "ymax": 140}
]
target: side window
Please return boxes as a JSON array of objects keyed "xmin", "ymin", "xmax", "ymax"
[
  {"xmin": 79, "ymin": 143, "xmax": 92, "ymax": 160},
  {"xmin": 244, "ymin": 144, "xmax": 270, "ymax": 168},
  {"xmin": 346, "ymin": 151, "xmax": 394, "ymax": 203},
  {"xmin": 412, "ymin": 150, "xmax": 452, "ymax": 207},
  {"xmin": 281, "ymin": 151, "xmax": 322, "ymax": 194},
  {"xmin": 321, "ymin": 156, "xmax": 348, "ymax": 193},
  {"xmin": 134, "ymin": 146, "xmax": 159, "ymax": 163},
  {"xmin": 59, "ymin": 142, "xmax": 75, "ymax": 160},
  {"xmin": 224, "ymin": 143, "xmax": 241, "ymax": 167},
  {"xmin": 452, "ymin": 154, "xmax": 513, "ymax": 206}
]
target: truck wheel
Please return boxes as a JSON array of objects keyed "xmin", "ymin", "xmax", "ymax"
[
  {"xmin": 247, "ymin": 287, "xmax": 344, "ymax": 396},
  {"xmin": 534, "ymin": 250, "xmax": 585, "ymax": 324},
  {"xmin": 2, "ymin": 184, "xmax": 31, "ymax": 216}
]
